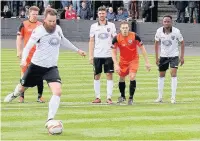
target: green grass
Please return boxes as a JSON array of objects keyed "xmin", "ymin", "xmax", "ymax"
[{"xmin": 1, "ymin": 48, "xmax": 200, "ymax": 140}]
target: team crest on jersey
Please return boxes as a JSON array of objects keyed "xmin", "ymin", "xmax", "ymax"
[
  {"xmin": 107, "ymin": 28, "xmax": 110, "ymax": 32},
  {"xmin": 128, "ymin": 39, "xmax": 133, "ymax": 44},
  {"xmin": 171, "ymin": 35, "xmax": 175, "ymax": 40}
]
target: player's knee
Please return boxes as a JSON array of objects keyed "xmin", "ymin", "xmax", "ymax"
[
  {"xmin": 106, "ymin": 73, "xmax": 112, "ymax": 79},
  {"xmin": 129, "ymin": 74, "xmax": 136, "ymax": 81},
  {"xmin": 94, "ymin": 74, "xmax": 101, "ymax": 80},
  {"xmin": 119, "ymin": 77, "xmax": 125, "ymax": 82},
  {"xmin": 54, "ymin": 89, "xmax": 62, "ymax": 96}
]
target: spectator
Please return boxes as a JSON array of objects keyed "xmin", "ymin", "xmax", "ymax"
[
  {"xmin": 106, "ymin": 7, "xmax": 116, "ymax": 21},
  {"xmin": 60, "ymin": 6, "xmax": 68, "ymax": 19},
  {"xmin": 174, "ymin": 1, "xmax": 188, "ymax": 23},
  {"xmin": 72, "ymin": 0, "xmax": 81, "ymax": 15},
  {"xmin": 129, "ymin": 0, "xmax": 139, "ymax": 19},
  {"xmin": 2, "ymin": 5, "xmax": 12, "ymax": 18},
  {"xmin": 188, "ymin": 1, "xmax": 199, "ymax": 23},
  {"xmin": 19, "ymin": 10, "xmax": 26, "ymax": 18},
  {"xmin": 141, "ymin": 0, "xmax": 154, "ymax": 22},
  {"xmin": 61, "ymin": 0, "xmax": 72, "ymax": 8},
  {"xmin": 77, "ymin": 1, "xmax": 91, "ymax": 20},
  {"xmin": 123, "ymin": 0, "xmax": 130, "ymax": 11},
  {"xmin": 65, "ymin": 4, "xmax": 77, "ymax": 20},
  {"xmin": 116, "ymin": 7, "xmax": 128, "ymax": 21}
]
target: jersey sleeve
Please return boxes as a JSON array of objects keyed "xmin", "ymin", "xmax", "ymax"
[
  {"xmin": 58, "ymin": 25, "xmax": 79, "ymax": 52},
  {"xmin": 111, "ymin": 23, "xmax": 117, "ymax": 37},
  {"xmin": 17, "ymin": 22, "xmax": 24, "ymax": 37},
  {"xmin": 89, "ymin": 25, "xmax": 95, "ymax": 38},
  {"xmin": 111, "ymin": 36, "xmax": 118, "ymax": 49},
  {"xmin": 155, "ymin": 29, "xmax": 160, "ymax": 41},
  {"xmin": 177, "ymin": 29, "xmax": 184, "ymax": 42},
  {"xmin": 135, "ymin": 34, "xmax": 143, "ymax": 47}
]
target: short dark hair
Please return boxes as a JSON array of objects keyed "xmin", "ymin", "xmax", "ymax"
[
  {"xmin": 98, "ymin": 6, "xmax": 107, "ymax": 12},
  {"xmin": 44, "ymin": 8, "xmax": 57, "ymax": 18},
  {"xmin": 163, "ymin": 15, "xmax": 172, "ymax": 20}
]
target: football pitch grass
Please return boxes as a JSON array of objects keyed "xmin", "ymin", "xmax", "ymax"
[{"xmin": 1, "ymin": 48, "xmax": 200, "ymax": 140}]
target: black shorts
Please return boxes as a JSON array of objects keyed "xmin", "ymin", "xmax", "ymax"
[
  {"xmin": 20, "ymin": 63, "xmax": 61, "ymax": 87},
  {"xmin": 93, "ymin": 57, "xmax": 114, "ymax": 75},
  {"xmin": 159, "ymin": 56, "xmax": 179, "ymax": 71}
]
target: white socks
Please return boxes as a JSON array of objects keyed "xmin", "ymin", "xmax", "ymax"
[
  {"xmin": 158, "ymin": 77, "xmax": 165, "ymax": 99},
  {"xmin": 158, "ymin": 77, "xmax": 177, "ymax": 100},
  {"xmin": 171, "ymin": 77, "xmax": 177, "ymax": 99},
  {"xmin": 48, "ymin": 95, "xmax": 60, "ymax": 121},
  {"xmin": 94, "ymin": 80, "xmax": 113, "ymax": 99},
  {"xmin": 94, "ymin": 80, "xmax": 100, "ymax": 99},
  {"xmin": 107, "ymin": 80, "xmax": 113, "ymax": 99}
]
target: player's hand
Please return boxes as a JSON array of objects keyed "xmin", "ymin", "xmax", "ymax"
[
  {"xmin": 145, "ymin": 63, "xmax": 151, "ymax": 72},
  {"xmin": 17, "ymin": 52, "xmax": 22, "ymax": 59},
  {"xmin": 20, "ymin": 60, "xmax": 26, "ymax": 68},
  {"xmin": 180, "ymin": 57, "xmax": 184, "ymax": 66},
  {"xmin": 78, "ymin": 50, "xmax": 86, "ymax": 57},
  {"xmin": 156, "ymin": 58, "xmax": 160, "ymax": 66},
  {"xmin": 114, "ymin": 63, "xmax": 120, "ymax": 73},
  {"xmin": 89, "ymin": 57, "xmax": 93, "ymax": 65}
]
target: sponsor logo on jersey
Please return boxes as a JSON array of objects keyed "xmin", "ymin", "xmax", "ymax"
[
  {"xmin": 162, "ymin": 40, "xmax": 172, "ymax": 47},
  {"xmin": 49, "ymin": 37, "xmax": 60, "ymax": 46},
  {"xmin": 107, "ymin": 28, "xmax": 110, "ymax": 32},
  {"xmin": 98, "ymin": 33, "xmax": 109, "ymax": 40}
]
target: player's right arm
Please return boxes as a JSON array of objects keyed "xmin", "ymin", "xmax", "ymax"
[
  {"xmin": 89, "ymin": 25, "xmax": 95, "ymax": 65},
  {"xmin": 16, "ymin": 22, "xmax": 24, "ymax": 59},
  {"xmin": 111, "ymin": 36, "xmax": 120, "ymax": 73},
  {"xmin": 154, "ymin": 29, "xmax": 160, "ymax": 66}
]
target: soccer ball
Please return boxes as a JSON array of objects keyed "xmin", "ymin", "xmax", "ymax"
[{"xmin": 46, "ymin": 120, "xmax": 63, "ymax": 135}]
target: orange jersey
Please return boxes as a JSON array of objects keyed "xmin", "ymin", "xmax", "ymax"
[
  {"xmin": 112, "ymin": 32, "xmax": 143, "ymax": 63},
  {"xmin": 17, "ymin": 20, "xmax": 42, "ymax": 58},
  {"xmin": 17, "ymin": 20, "xmax": 42, "ymax": 73}
]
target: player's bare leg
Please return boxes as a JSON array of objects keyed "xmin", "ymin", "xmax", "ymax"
[
  {"xmin": 128, "ymin": 72, "xmax": 137, "ymax": 105},
  {"xmin": 117, "ymin": 77, "xmax": 126, "ymax": 104},
  {"xmin": 4, "ymin": 84, "xmax": 27, "ymax": 102},
  {"xmin": 92, "ymin": 74, "xmax": 101, "ymax": 103},
  {"xmin": 170, "ymin": 68, "xmax": 177, "ymax": 104},
  {"xmin": 106, "ymin": 73, "xmax": 113, "ymax": 104},
  {"xmin": 155, "ymin": 71, "xmax": 166, "ymax": 103}
]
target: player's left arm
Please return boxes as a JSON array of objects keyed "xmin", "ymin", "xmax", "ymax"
[
  {"xmin": 59, "ymin": 26, "xmax": 86, "ymax": 57},
  {"xmin": 136, "ymin": 34, "xmax": 151, "ymax": 71},
  {"xmin": 177, "ymin": 30, "xmax": 185, "ymax": 66}
]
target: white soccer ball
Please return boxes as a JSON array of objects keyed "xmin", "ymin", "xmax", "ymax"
[{"xmin": 47, "ymin": 120, "xmax": 63, "ymax": 135}]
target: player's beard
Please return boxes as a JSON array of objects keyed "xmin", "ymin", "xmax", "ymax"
[
  {"xmin": 44, "ymin": 23, "xmax": 56, "ymax": 33},
  {"xmin": 164, "ymin": 26, "xmax": 172, "ymax": 32}
]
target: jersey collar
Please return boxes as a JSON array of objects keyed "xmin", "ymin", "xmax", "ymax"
[
  {"xmin": 163, "ymin": 27, "xmax": 172, "ymax": 34},
  {"xmin": 98, "ymin": 20, "xmax": 108, "ymax": 26}
]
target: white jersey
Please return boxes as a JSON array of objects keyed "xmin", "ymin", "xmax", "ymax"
[
  {"xmin": 22, "ymin": 25, "xmax": 78, "ymax": 68},
  {"xmin": 155, "ymin": 26, "xmax": 184, "ymax": 57},
  {"xmin": 90, "ymin": 21, "xmax": 117, "ymax": 58}
]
